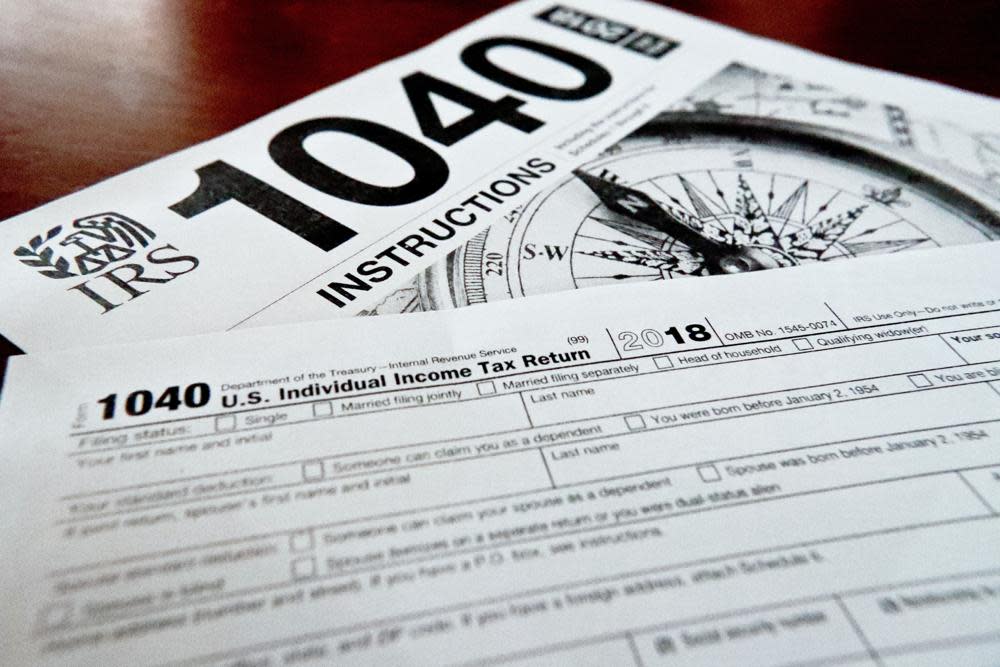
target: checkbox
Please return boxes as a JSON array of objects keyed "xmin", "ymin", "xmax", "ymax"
[
  {"xmin": 312, "ymin": 401, "xmax": 333, "ymax": 418},
  {"xmin": 302, "ymin": 460, "xmax": 325, "ymax": 481},
  {"xmin": 698, "ymin": 464, "xmax": 722, "ymax": 482},
  {"xmin": 793, "ymin": 338, "xmax": 813, "ymax": 351},
  {"xmin": 477, "ymin": 381, "xmax": 497, "ymax": 396},
  {"xmin": 908, "ymin": 373, "xmax": 933, "ymax": 388},
  {"xmin": 291, "ymin": 556, "xmax": 317, "ymax": 580},
  {"xmin": 654, "ymin": 356, "xmax": 674, "ymax": 369},
  {"xmin": 215, "ymin": 415, "xmax": 236, "ymax": 432},
  {"xmin": 290, "ymin": 530, "xmax": 314, "ymax": 552},
  {"xmin": 38, "ymin": 603, "xmax": 72, "ymax": 630},
  {"xmin": 624, "ymin": 414, "xmax": 647, "ymax": 431}
]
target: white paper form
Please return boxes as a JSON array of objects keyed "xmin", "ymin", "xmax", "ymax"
[
  {"xmin": 3, "ymin": 0, "xmax": 999, "ymax": 352},
  {"xmin": 3, "ymin": 242, "xmax": 1000, "ymax": 665}
]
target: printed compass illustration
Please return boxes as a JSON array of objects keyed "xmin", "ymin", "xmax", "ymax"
[
  {"xmin": 407, "ymin": 112, "xmax": 1000, "ymax": 310},
  {"xmin": 571, "ymin": 167, "xmax": 884, "ymax": 277}
]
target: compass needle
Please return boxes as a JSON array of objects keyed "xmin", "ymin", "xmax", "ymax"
[
  {"xmin": 773, "ymin": 181, "xmax": 808, "ymax": 221},
  {"xmin": 585, "ymin": 214, "xmax": 667, "ymax": 249},
  {"xmin": 573, "ymin": 168, "xmax": 783, "ymax": 275}
]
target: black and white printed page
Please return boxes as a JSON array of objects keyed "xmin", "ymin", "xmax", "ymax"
[
  {"xmin": 3, "ymin": 241, "xmax": 1000, "ymax": 665},
  {"xmin": 2, "ymin": 0, "xmax": 998, "ymax": 351}
]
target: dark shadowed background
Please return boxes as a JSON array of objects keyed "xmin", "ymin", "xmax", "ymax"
[{"xmin": 2, "ymin": 0, "xmax": 999, "ymax": 379}]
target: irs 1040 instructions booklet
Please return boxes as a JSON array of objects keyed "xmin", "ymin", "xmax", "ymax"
[{"xmin": 1, "ymin": 0, "xmax": 998, "ymax": 352}]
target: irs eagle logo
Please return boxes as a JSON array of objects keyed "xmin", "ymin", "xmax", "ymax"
[
  {"xmin": 12, "ymin": 213, "xmax": 199, "ymax": 313},
  {"xmin": 14, "ymin": 213, "xmax": 156, "ymax": 279}
]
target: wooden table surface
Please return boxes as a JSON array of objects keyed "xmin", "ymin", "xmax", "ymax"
[{"xmin": 1, "ymin": 0, "xmax": 998, "ymax": 377}]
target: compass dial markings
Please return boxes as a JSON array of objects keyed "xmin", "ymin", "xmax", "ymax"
[
  {"xmin": 645, "ymin": 179, "xmax": 703, "ymax": 223},
  {"xmin": 706, "ymin": 170, "xmax": 734, "ymax": 214},
  {"xmin": 574, "ymin": 212, "xmax": 703, "ymax": 278},
  {"xmin": 787, "ymin": 202, "xmax": 870, "ymax": 260},
  {"xmin": 783, "ymin": 188, "xmax": 847, "ymax": 255},
  {"xmin": 574, "ymin": 273, "xmax": 664, "ymax": 281},
  {"xmin": 772, "ymin": 179, "xmax": 809, "ymax": 240},
  {"xmin": 839, "ymin": 217, "xmax": 909, "ymax": 242},
  {"xmin": 805, "ymin": 191, "xmax": 840, "ymax": 226},
  {"xmin": 703, "ymin": 170, "xmax": 738, "ymax": 238},
  {"xmin": 576, "ymin": 248, "xmax": 678, "ymax": 270},
  {"xmin": 773, "ymin": 180, "xmax": 808, "ymax": 221},
  {"xmin": 576, "ymin": 246, "xmax": 688, "ymax": 278},
  {"xmin": 842, "ymin": 237, "xmax": 931, "ymax": 257},
  {"xmin": 800, "ymin": 179, "xmax": 810, "ymax": 228},
  {"xmin": 677, "ymin": 174, "xmax": 727, "ymax": 219},
  {"xmin": 732, "ymin": 174, "xmax": 772, "ymax": 244},
  {"xmin": 576, "ymin": 232, "xmax": 661, "ymax": 252},
  {"xmin": 651, "ymin": 174, "xmax": 733, "ymax": 239},
  {"xmin": 573, "ymin": 237, "xmax": 694, "ymax": 273},
  {"xmin": 815, "ymin": 203, "xmax": 868, "ymax": 242},
  {"xmin": 676, "ymin": 174, "xmax": 733, "ymax": 238}
]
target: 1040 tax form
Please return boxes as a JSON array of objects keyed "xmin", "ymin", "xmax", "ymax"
[{"xmin": 2, "ymin": 242, "xmax": 1000, "ymax": 665}]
